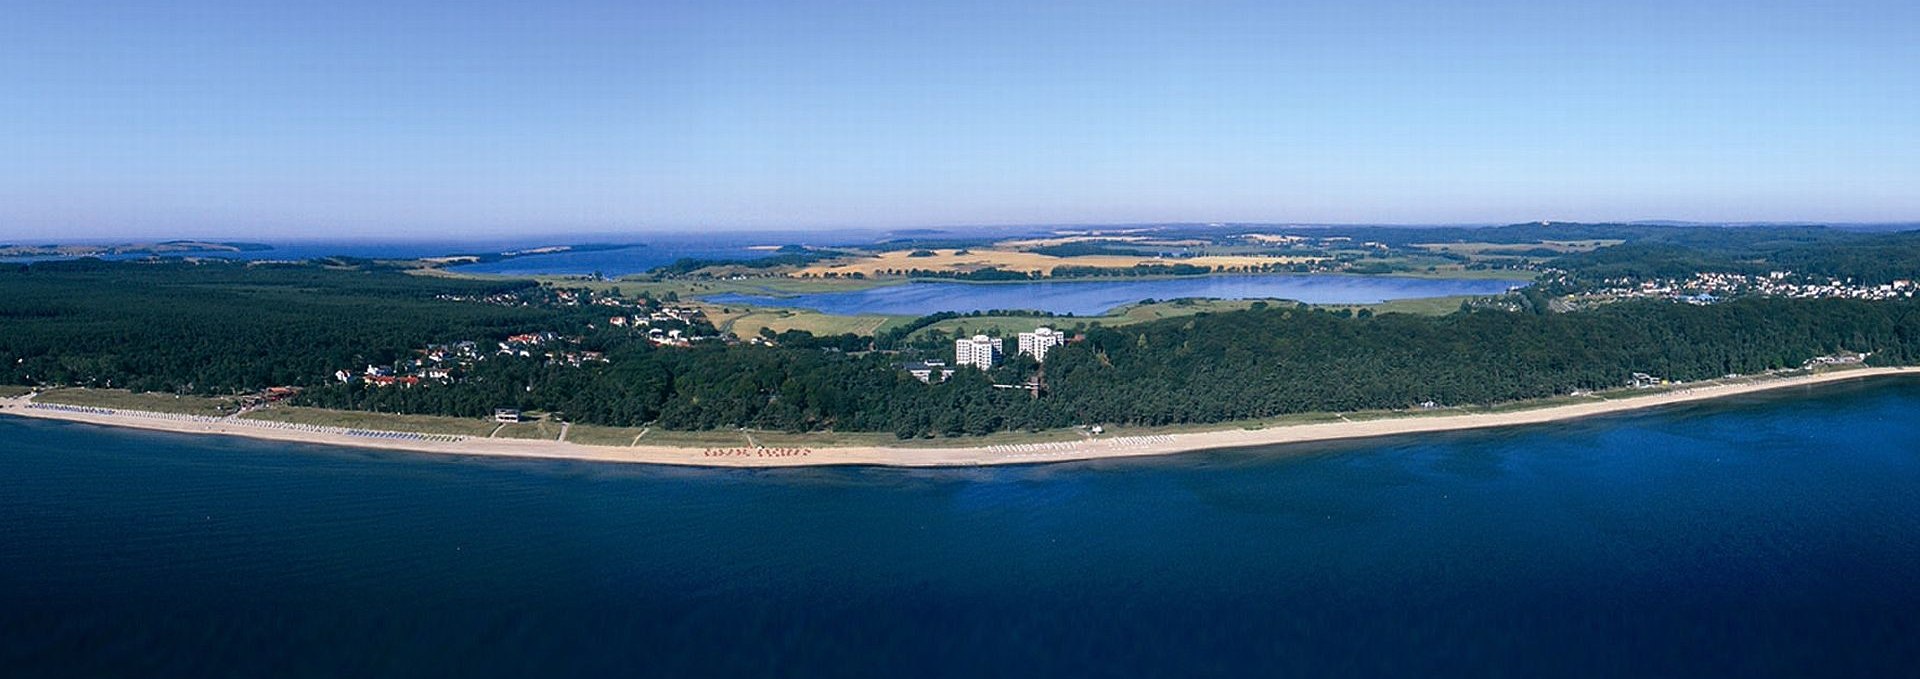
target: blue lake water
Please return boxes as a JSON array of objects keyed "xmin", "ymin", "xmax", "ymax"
[
  {"xmin": 705, "ymin": 275, "xmax": 1524, "ymax": 316},
  {"xmin": 4, "ymin": 378, "xmax": 1919, "ymax": 676}
]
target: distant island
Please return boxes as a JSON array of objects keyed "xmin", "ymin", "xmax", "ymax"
[
  {"xmin": 0, "ymin": 240, "xmax": 272, "ymax": 258},
  {"xmin": 416, "ymin": 242, "xmax": 644, "ymax": 267}
]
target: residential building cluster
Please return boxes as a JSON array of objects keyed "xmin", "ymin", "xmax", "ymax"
[
  {"xmin": 440, "ymin": 281, "xmax": 724, "ymax": 349},
  {"xmin": 604, "ymin": 305, "xmax": 720, "ymax": 347},
  {"xmin": 953, "ymin": 326, "xmax": 1072, "ymax": 371},
  {"xmin": 1572, "ymin": 272, "xmax": 1915, "ymax": 307},
  {"xmin": 439, "ymin": 285, "xmax": 666, "ymax": 311},
  {"xmin": 909, "ymin": 326, "xmax": 1074, "ymax": 382},
  {"xmin": 435, "ymin": 285, "xmax": 631, "ymax": 308},
  {"xmin": 433, "ymin": 291, "xmax": 538, "ymax": 306},
  {"xmin": 332, "ymin": 332, "xmax": 607, "ymax": 388}
]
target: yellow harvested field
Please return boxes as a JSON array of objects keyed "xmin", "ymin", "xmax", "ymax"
[
  {"xmin": 997, "ymin": 235, "xmax": 1151, "ymax": 248},
  {"xmin": 1238, "ymin": 233, "xmax": 1311, "ymax": 244},
  {"xmin": 795, "ymin": 249, "xmax": 1318, "ymax": 277}
]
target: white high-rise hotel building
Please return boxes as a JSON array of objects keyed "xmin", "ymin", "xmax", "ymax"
[
  {"xmin": 955, "ymin": 334, "xmax": 1002, "ymax": 369},
  {"xmin": 1017, "ymin": 327, "xmax": 1064, "ymax": 362}
]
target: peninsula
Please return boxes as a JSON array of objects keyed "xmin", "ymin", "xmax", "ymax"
[{"xmin": 5, "ymin": 367, "xmax": 1911, "ymax": 467}]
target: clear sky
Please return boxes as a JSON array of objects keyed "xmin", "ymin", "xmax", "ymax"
[{"xmin": 3, "ymin": 0, "xmax": 1916, "ymax": 239}]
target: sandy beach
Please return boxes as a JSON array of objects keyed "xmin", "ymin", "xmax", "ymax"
[{"xmin": 4, "ymin": 367, "xmax": 1914, "ymax": 468}]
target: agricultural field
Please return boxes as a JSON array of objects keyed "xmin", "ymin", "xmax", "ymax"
[
  {"xmin": 998, "ymin": 235, "xmax": 1211, "ymax": 248},
  {"xmin": 794, "ymin": 248, "xmax": 1318, "ymax": 278},
  {"xmin": 704, "ymin": 306, "xmax": 902, "ymax": 338},
  {"xmin": 455, "ymin": 262, "xmax": 1515, "ymax": 341}
]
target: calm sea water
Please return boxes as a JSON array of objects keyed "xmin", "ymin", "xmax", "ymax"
[
  {"xmin": 3, "ymin": 231, "xmax": 892, "ymax": 277},
  {"xmin": 4, "ymin": 379, "xmax": 1919, "ymax": 677},
  {"xmin": 445, "ymin": 230, "xmax": 889, "ymax": 276},
  {"xmin": 705, "ymin": 275, "xmax": 1523, "ymax": 316}
]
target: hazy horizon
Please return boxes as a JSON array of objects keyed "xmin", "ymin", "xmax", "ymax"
[
  {"xmin": 5, "ymin": 0, "xmax": 1916, "ymax": 240},
  {"xmin": 13, "ymin": 218, "xmax": 1920, "ymax": 246}
]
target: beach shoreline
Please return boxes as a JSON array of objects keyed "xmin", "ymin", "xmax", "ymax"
[{"xmin": 3, "ymin": 367, "xmax": 1914, "ymax": 468}]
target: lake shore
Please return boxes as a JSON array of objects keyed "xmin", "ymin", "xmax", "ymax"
[
  {"xmin": 695, "ymin": 272, "xmax": 1523, "ymax": 316},
  {"xmin": 4, "ymin": 366, "xmax": 1914, "ymax": 468}
]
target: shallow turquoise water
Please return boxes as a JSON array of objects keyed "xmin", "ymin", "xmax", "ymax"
[{"xmin": 3, "ymin": 379, "xmax": 1918, "ymax": 677}]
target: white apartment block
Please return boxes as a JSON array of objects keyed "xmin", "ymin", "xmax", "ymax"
[
  {"xmin": 1017, "ymin": 326, "xmax": 1064, "ymax": 362},
  {"xmin": 955, "ymin": 334, "xmax": 1002, "ymax": 369}
]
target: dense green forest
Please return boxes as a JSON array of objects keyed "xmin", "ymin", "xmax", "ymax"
[
  {"xmin": 1148, "ymin": 221, "xmax": 1920, "ymax": 285},
  {"xmin": 298, "ymin": 296, "xmax": 1920, "ymax": 436},
  {"xmin": 1310, "ymin": 222, "xmax": 1920, "ymax": 285},
  {"xmin": 6, "ymin": 259, "xmax": 1917, "ymax": 438},
  {"xmin": 0, "ymin": 259, "xmax": 583, "ymax": 393},
  {"xmin": 1550, "ymin": 230, "xmax": 1920, "ymax": 284}
]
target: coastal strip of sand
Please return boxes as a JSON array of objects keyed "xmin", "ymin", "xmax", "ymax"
[{"xmin": 3, "ymin": 367, "xmax": 1914, "ymax": 468}]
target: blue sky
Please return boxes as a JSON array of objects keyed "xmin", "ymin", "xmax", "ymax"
[{"xmin": 2, "ymin": 0, "xmax": 1916, "ymax": 239}]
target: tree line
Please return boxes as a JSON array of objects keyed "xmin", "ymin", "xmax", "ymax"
[{"xmin": 8, "ymin": 259, "xmax": 1920, "ymax": 439}]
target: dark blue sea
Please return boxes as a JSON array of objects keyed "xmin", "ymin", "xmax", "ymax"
[{"xmin": 4, "ymin": 378, "xmax": 1919, "ymax": 677}]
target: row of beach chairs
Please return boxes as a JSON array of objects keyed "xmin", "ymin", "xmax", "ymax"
[
  {"xmin": 28, "ymin": 402, "xmax": 463, "ymax": 444},
  {"xmin": 242, "ymin": 418, "xmax": 463, "ymax": 443},
  {"xmin": 28, "ymin": 402, "xmax": 224, "ymax": 423}
]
